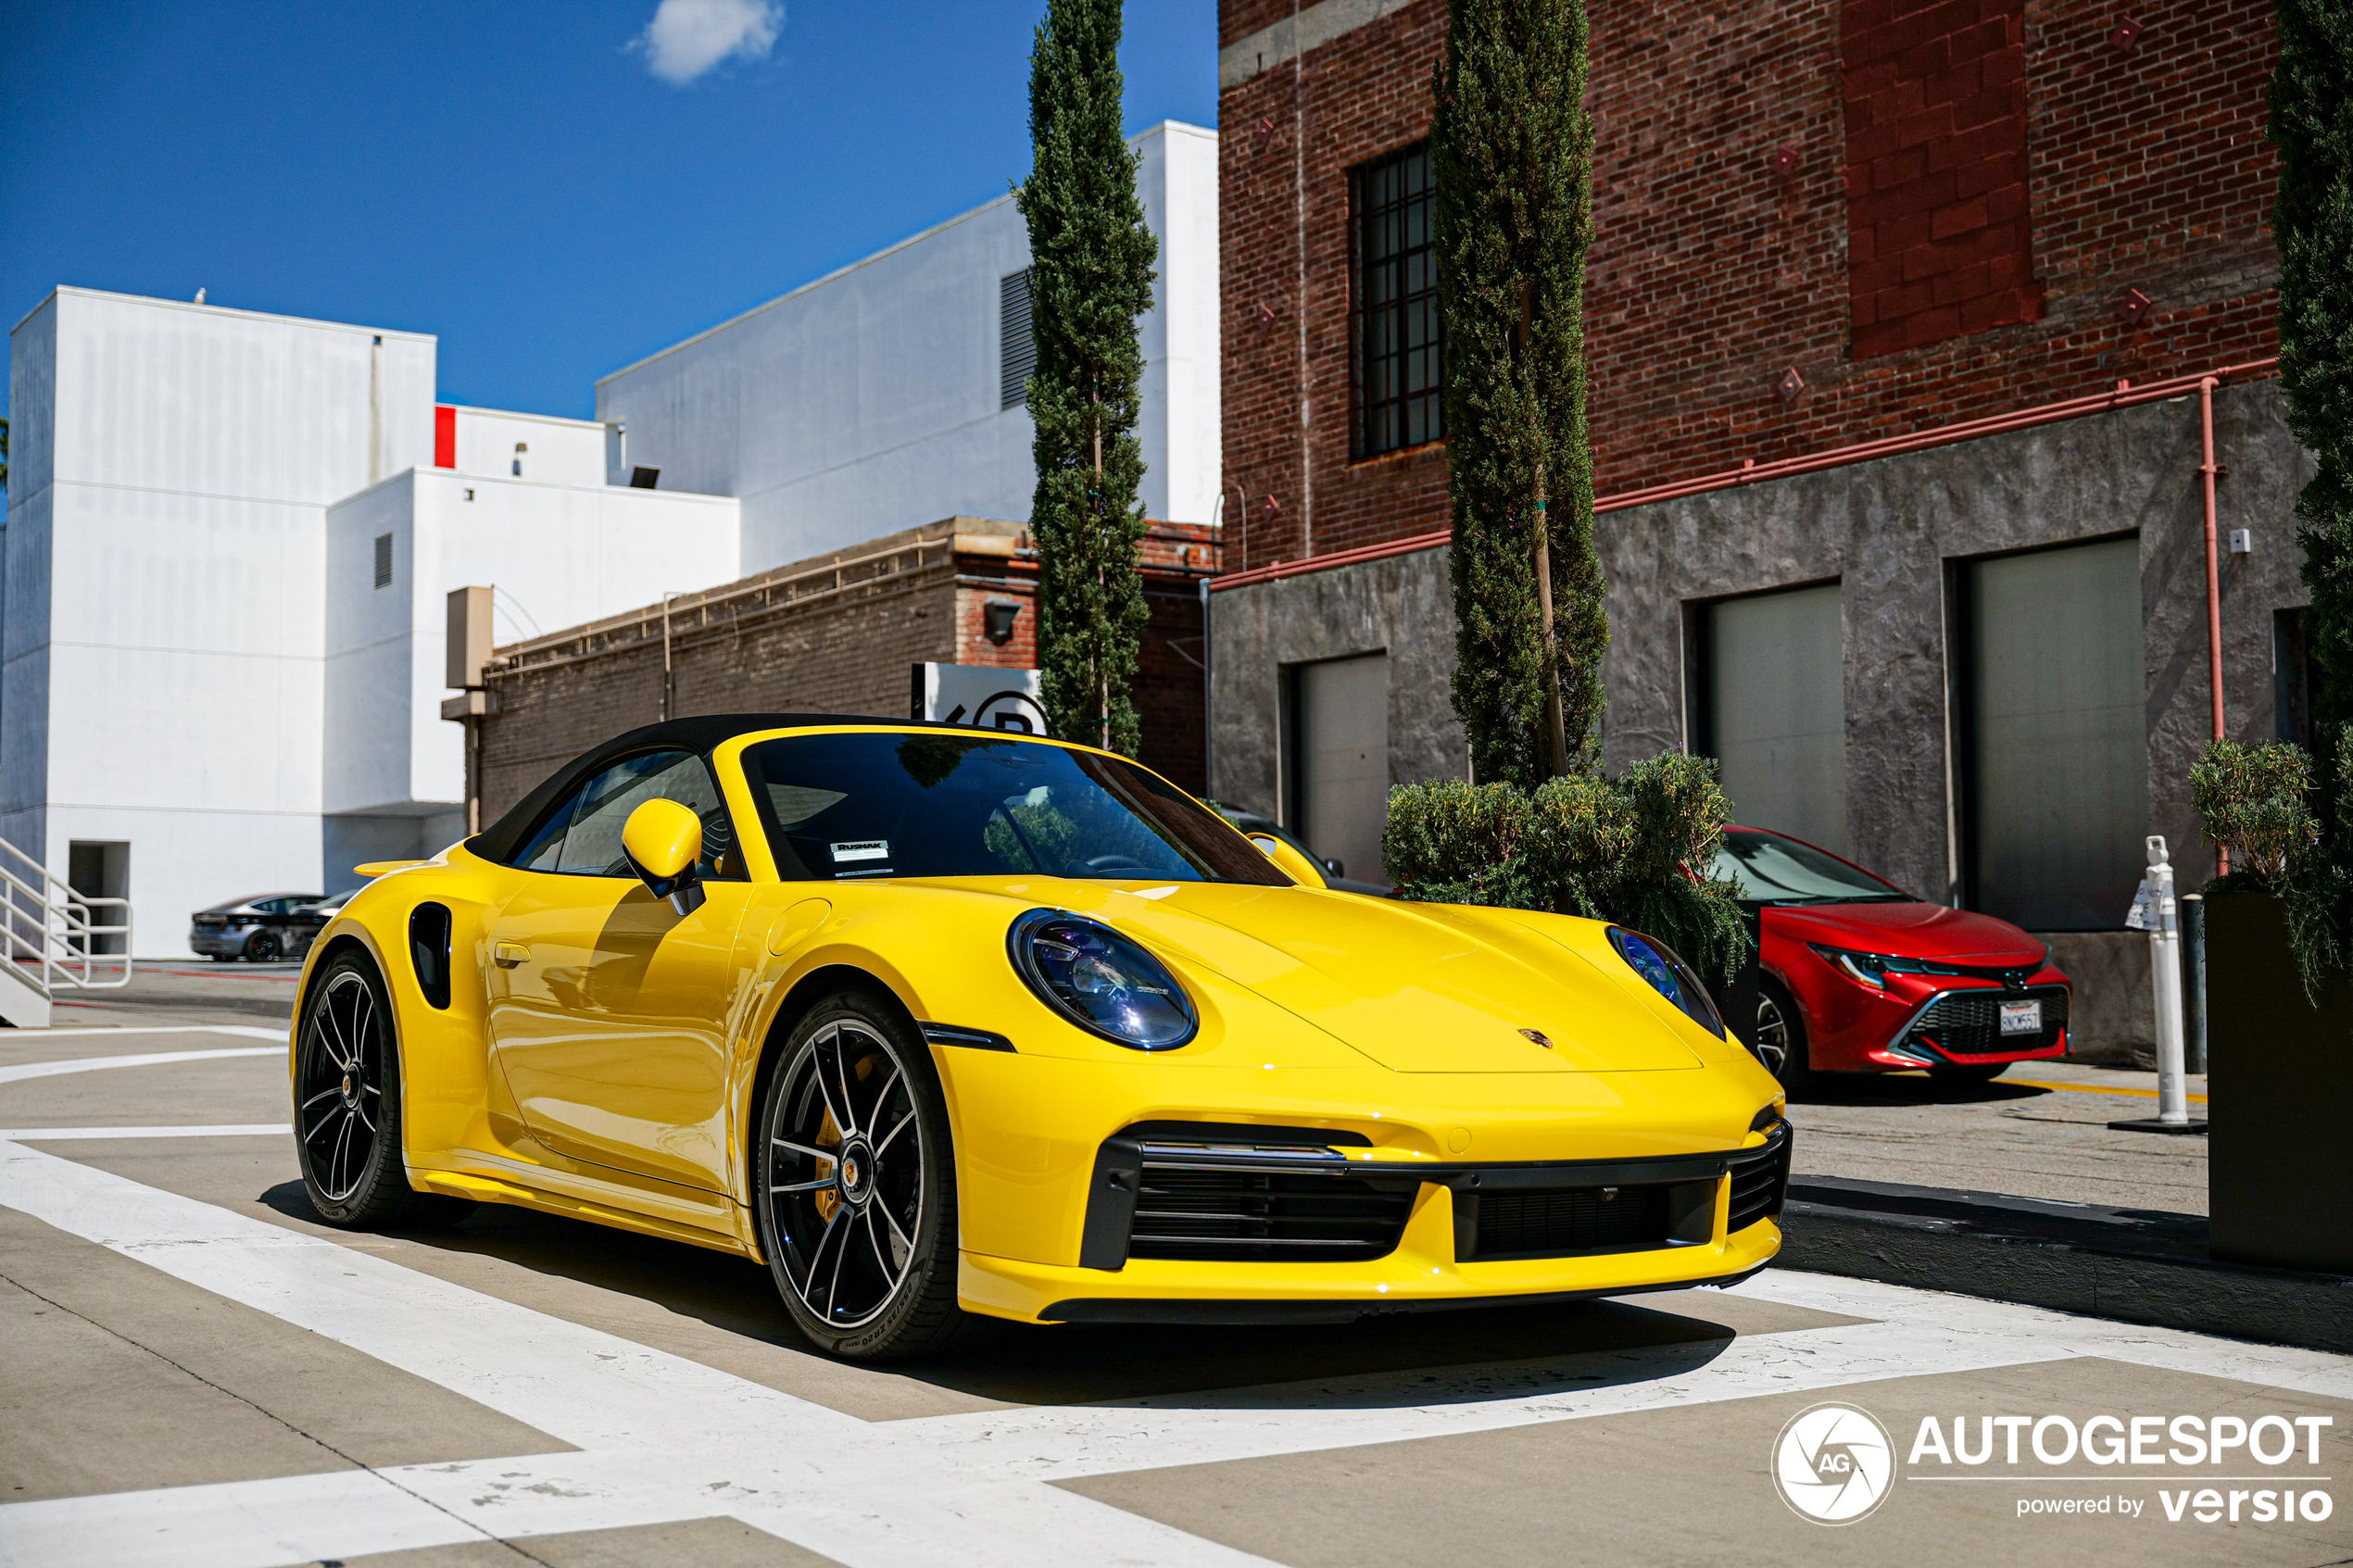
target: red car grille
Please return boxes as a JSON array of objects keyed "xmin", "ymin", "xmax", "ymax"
[{"xmin": 1896, "ymin": 985, "xmax": 2070, "ymax": 1058}]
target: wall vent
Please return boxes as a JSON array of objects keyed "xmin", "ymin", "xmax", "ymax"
[
  {"xmin": 1000, "ymin": 270, "xmax": 1036, "ymax": 410},
  {"xmin": 373, "ymin": 533, "xmax": 394, "ymax": 590}
]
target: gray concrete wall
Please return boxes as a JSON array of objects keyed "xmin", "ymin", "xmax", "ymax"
[
  {"xmin": 1204, "ymin": 545, "xmax": 1469, "ymax": 825},
  {"xmin": 1597, "ymin": 381, "xmax": 2311, "ymax": 902},
  {"xmin": 1207, "ymin": 384, "xmax": 2310, "ymax": 1062}
]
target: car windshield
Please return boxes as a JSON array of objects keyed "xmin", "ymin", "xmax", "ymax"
[
  {"xmin": 744, "ymin": 733, "xmax": 1289, "ymax": 885},
  {"xmin": 1710, "ymin": 829, "xmax": 1910, "ymax": 903}
]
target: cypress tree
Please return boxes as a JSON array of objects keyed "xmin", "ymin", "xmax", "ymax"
[
  {"xmin": 2275, "ymin": 0, "xmax": 2353, "ymax": 962},
  {"xmin": 1432, "ymin": 0, "xmax": 1604, "ymax": 790},
  {"xmin": 1016, "ymin": 0, "xmax": 1158, "ymax": 755}
]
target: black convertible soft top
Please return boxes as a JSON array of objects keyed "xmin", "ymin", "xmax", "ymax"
[{"xmin": 470, "ymin": 712, "xmax": 924, "ymax": 866}]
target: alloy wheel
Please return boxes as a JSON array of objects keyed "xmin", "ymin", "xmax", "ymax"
[
  {"xmin": 1754, "ymin": 991, "xmax": 1791, "ymax": 1077},
  {"xmin": 296, "ymin": 968, "xmax": 383, "ymax": 1201},
  {"xmin": 762, "ymin": 1021, "xmax": 923, "ymax": 1332},
  {"xmin": 249, "ymin": 931, "xmax": 282, "ymax": 963}
]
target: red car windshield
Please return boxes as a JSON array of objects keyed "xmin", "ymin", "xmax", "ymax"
[{"xmin": 1713, "ymin": 829, "xmax": 1910, "ymax": 904}]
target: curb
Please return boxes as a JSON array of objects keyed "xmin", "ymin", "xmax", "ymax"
[{"xmin": 1777, "ymin": 1177, "xmax": 2353, "ymax": 1355}]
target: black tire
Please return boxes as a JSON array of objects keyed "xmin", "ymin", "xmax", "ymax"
[
  {"xmin": 1755, "ymin": 976, "xmax": 1815, "ymax": 1096},
  {"xmin": 245, "ymin": 930, "xmax": 282, "ymax": 963},
  {"xmin": 295, "ymin": 950, "xmax": 474, "ymax": 1229},
  {"xmin": 208, "ymin": 953, "xmax": 233, "ymax": 962},
  {"xmin": 1930, "ymin": 1062, "xmax": 2010, "ymax": 1086},
  {"xmin": 754, "ymin": 989, "xmax": 975, "ymax": 1361}
]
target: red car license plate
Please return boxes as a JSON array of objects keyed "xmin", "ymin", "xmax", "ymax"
[{"xmin": 1999, "ymin": 999, "xmax": 2042, "ymax": 1036}]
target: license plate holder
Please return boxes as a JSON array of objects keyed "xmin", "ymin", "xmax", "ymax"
[{"xmin": 1998, "ymin": 999, "xmax": 2043, "ymax": 1036}]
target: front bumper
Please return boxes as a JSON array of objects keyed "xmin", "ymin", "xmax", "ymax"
[
  {"xmin": 954, "ymin": 1121, "xmax": 1791, "ymax": 1324},
  {"xmin": 960, "ymin": 1200, "xmax": 1784, "ymax": 1324}
]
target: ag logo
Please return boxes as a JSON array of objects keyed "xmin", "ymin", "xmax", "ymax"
[{"xmin": 1771, "ymin": 1402, "xmax": 1896, "ymax": 1524}]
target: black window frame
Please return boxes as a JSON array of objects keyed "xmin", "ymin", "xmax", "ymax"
[
  {"xmin": 503, "ymin": 746, "xmax": 748, "ymax": 883},
  {"xmin": 1352, "ymin": 141, "xmax": 1443, "ymax": 459}
]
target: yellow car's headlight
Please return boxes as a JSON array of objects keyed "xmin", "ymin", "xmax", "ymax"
[
  {"xmin": 1606, "ymin": 925, "xmax": 1727, "ymax": 1039},
  {"xmin": 1007, "ymin": 909, "xmax": 1197, "ymax": 1050}
]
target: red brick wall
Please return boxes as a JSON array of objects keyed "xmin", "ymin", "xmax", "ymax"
[
  {"xmin": 1221, "ymin": 0, "xmax": 1454, "ymax": 571},
  {"xmin": 1220, "ymin": 0, "xmax": 2281, "ymax": 570},
  {"xmin": 1843, "ymin": 0, "xmax": 2041, "ymax": 358}
]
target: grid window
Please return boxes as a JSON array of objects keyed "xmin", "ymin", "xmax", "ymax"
[
  {"xmin": 372, "ymin": 533, "xmax": 393, "ymax": 590},
  {"xmin": 1354, "ymin": 143, "xmax": 1442, "ymax": 458},
  {"xmin": 1000, "ymin": 270, "xmax": 1036, "ymax": 410}
]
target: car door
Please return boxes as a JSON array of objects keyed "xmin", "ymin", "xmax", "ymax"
[{"xmin": 484, "ymin": 748, "xmax": 757, "ymax": 1193}]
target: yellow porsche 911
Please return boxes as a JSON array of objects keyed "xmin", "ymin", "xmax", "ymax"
[{"xmin": 292, "ymin": 716, "xmax": 1790, "ymax": 1360}]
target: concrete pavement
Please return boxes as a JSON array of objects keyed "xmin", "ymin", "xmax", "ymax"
[
  {"xmin": 1786, "ymin": 1060, "xmax": 2210, "ymax": 1213},
  {"xmin": 0, "ymin": 1022, "xmax": 2342, "ymax": 1567}
]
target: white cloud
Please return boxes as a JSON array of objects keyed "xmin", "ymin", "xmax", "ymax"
[{"xmin": 635, "ymin": 0, "xmax": 783, "ymax": 86}]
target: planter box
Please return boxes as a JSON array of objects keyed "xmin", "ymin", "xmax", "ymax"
[{"xmin": 2204, "ymin": 891, "xmax": 2353, "ymax": 1273}]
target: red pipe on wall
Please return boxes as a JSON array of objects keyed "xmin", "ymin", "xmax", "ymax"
[{"xmin": 2199, "ymin": 376, "xmax": 2230, "ymax": 877}]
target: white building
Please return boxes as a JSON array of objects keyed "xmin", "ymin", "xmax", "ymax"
[
  {"xmin": 599, "ymin": 120, "xmax": 1219, "ymax": 573},
  {"xmin": 321, "ymin": 433, "xmax": 736, "ymax": 872},
  {"xmin": 4, "ymin": 289, "xmax": 739, "ymax": 954},
  {"xmin": 4, "ymin": 123, "xmax": 1219, "ymax": 957}
]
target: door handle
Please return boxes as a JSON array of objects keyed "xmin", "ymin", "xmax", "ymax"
[{"xmin": 493, "ymin": 941, "xmax": 530, "ymax": 969}]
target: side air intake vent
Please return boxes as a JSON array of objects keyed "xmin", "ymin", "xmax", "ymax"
[{"xmin": 409, "ymin": 902, "xmax": 452, "ymax": 1010}]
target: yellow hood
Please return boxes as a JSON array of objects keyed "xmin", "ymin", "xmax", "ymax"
[{"xmin": 1063, "ymin": 883, "xmax": 1707, "ymax": 1073}]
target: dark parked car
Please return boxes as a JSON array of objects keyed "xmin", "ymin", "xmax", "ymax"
[
  {"xmin": 189, "ymin": 893, "xmax": 329, "ymax": 962},
  {"xmin": 1710, "ymin": 826, "xmax": 2072, "ymax": 1091},
  {"xmin": 1208, "ymin": 804, "xmax": 1395, "ymax": 897}
]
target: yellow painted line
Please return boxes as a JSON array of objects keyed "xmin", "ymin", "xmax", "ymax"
[{"xmin": 2009, "ymin": 1078, "xmax": 2208, "ymax": 1104}]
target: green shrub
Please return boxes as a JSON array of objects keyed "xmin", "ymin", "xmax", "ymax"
[
  {"xmin": 2189, "ymin": 739, "xmax": 2313, "ymax": 889},
  {"xmin": 1385, "ymin": 753, "xmax": 1749, "ymax": 989},
  {"xmin": 1381, "ymin": 779, "xmax": 1536, "ymax": 908}
]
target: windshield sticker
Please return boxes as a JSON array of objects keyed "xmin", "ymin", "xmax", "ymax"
[{"xmin": 831, "ymin": 840, "xmax": 890, "ymax": 863}]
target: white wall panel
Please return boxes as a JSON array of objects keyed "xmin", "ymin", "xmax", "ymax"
[
  {"xmin": 322, "ymin": 470, "xmax": 738, "ymax": 815},
  {"xmin": 53, "ymin": 291, "xmax": 434, "ymax": 504},
  {"xmin": 1156, "ymin": 123, "xmax": 1222, "ymax": 530},
  {"xmin": 15, "ymin": 288, "xmax": 437, "ymax": 951},
  {"xmin": 598, "ymin": 122, "xmax": 1217, "ymax": 575},
  {"xmin": 6, "ymin": 295, "xmax": 57, "ymax": 508},
  {"xmin": 321, "ymin": 476, "xmax": 419, "ymax": 816},
  {"xmin": 48, "ymin": 804, "xmax": 327, "ymax": 949},
  {"xmin": 450, "ymin": 407, "xmax": 605, "ymax": 486},
  {"xmin": 0, "ymin": 487, "xmax": 53, "ymax": 833}
]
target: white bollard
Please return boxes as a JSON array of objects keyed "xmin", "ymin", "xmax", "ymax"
[{"xmin": 2144, "ymin": 835, "xmax": 2191, "ymax": 1126}]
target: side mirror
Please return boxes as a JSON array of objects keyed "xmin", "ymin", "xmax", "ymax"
[
  {"xmin": 622, "ymin": 798, "xmax": 707, "ymax": 915},
  {"xmin": 1249, "ymin": 832, "xmax": 1328, "ymax": 890},
  {"xmin": 1322, "ymin": 857, "xmax": 1345, "ymax": 877}
]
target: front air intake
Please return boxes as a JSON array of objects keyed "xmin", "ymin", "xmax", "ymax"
[
  {"xmin": 1077, "ymin": 1125, "xmax": 1411, "ymax": 1268},
  {"xmin": 1127, "ymin": 1144, "xmax": 1413, "ymax": 1262},
  {"xmin": 1726, "ymin": 1121, "xmax": 1793, "ymax": 1234}
]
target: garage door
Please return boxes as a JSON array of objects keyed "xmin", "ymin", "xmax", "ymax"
[{"xmin": 1291, "ymin": 653, "xmax": 1389, "ymax": 885}]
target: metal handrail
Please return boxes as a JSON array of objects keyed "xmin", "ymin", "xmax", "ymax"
[{"xmin": 0, "ymin": 837, "xmax": 132, "ymax": 994}]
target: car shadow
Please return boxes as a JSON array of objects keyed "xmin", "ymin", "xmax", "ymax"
[
  {"xmin": 258, "ymin": 1179, "xmax": 1741, "ymax": 1408},
  {"xmin": 1792, "ymin": 1073, "xmax": 2049, "ymax": 1108}
]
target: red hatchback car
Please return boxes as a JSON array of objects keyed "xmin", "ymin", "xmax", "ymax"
[{"xmin": 1712, "ymin": 826, "xmax": 2073, "ymax": 1091}]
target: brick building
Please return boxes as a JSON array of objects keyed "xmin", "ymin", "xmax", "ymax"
[
  {"xmin": 472, "ymin": 518, "xmax": 1219, "ymax": 823},
  {"xmin": 1206, "ymin": 0, "xmax": 2309, "ymax": 1058}
]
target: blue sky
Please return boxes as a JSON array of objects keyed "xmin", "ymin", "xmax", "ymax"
[{"xmin": 2, "ymin": 1, "xmax": 1218, "ymax": 424}]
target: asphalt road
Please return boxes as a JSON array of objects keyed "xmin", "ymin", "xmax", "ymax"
[{"xmin": 0, "ymin": 1020, "xmax": 2340, "ymax": 1567}]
